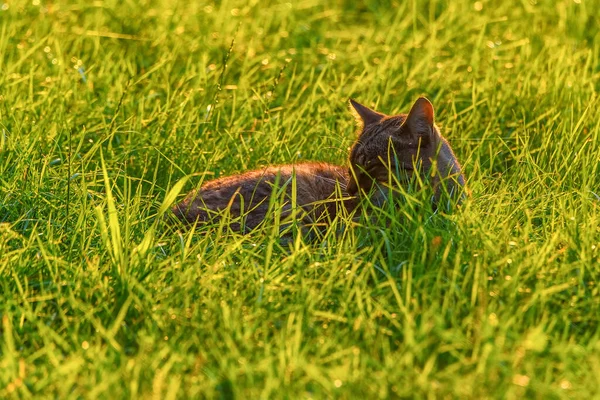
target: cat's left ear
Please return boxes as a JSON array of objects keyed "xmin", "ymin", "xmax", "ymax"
[
  {"xmin": 349, "ymin": 99, "xmax": 385, "ymax": 127},
  {"xmin": 402, "ymin": 97, "xmax": 434, "ymax": 137}
]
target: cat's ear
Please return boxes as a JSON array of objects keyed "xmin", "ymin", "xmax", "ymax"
[
  {"xmin": 349, "ymin": 99, "xmax": 385, "ymax": 126},
  {"xmin": 402, "ymin": 97, "xmax": 434, "ymax": 137}
]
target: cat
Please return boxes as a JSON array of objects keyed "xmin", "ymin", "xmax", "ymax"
[
  {"xmin": 171, "ymin": 97, "xmax": 465, "ymax": 232},
  {"xmin": 347, "ymin": 97, "xmax": 466, "ymax": 207},
  {"xmin": 171, "ymin": 162, "xmax": 355, "ymax": 233}
]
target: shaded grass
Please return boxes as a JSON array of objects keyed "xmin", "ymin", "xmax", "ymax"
[{"xmin": 1, "ymin": 0, "xmax": 600, "ymax": 398}]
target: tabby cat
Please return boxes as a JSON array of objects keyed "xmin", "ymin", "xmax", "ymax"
[{"xmin": 171, "ymin": 97, "xmax": 465, "ymax": 232}]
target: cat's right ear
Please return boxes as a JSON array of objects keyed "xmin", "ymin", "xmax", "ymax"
[
  {"xmin": 402, "ymin": 97, "xmax": 435, "ymax": 138},
  {"xmin": 349, "ymin": 99, "xmax": 385, "ymax": 127}
]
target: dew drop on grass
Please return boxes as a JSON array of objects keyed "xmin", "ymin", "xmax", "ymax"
[{"xmin": 560, "ymin": 380, "xmax": 572, "ymax": 389}]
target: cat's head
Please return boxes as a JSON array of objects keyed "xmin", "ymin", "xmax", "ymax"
[{"xmin": 347, "ymin": 97, "xmax": 465, "ymax": 205}]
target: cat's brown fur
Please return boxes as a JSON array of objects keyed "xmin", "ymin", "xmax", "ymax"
[
  {"xmin": 171, "ymin": 162, "xmax": 354, "ymax": 232},
  {"xmin": 172, "ymin": 97, "xmax": 464, "ymax": 232},
  {"xmin": 347, "ymin": 97, "xmax": 465, "ymax": 205}
]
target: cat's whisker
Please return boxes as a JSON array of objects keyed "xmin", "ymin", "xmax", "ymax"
[{"xmin": 319, "ymin": 146, "xmax": 349, "ymax": 158}]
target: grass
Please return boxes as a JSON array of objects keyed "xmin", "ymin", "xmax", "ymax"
[{"xmin": 1, "ymin": 0, "xmax": 600, "ymax": 397}]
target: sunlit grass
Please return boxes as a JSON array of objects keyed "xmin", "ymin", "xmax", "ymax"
[{"xmin": 1, "ymin": 0, "xmax": 599, "ymax": 397}]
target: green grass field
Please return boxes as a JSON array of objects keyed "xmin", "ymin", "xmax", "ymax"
[{"xmin": 1, "ymin": 0, "xmax": 600, "ymax": 397}]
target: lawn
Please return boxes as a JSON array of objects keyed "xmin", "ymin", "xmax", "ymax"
[{"xmin": 1, "ymin": 0, "xmax": 599, "ymax": 398}]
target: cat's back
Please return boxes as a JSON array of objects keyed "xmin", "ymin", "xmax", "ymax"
[
  {"xmin": 199, "ymin": 162, "xmax": 346, "ymax": 192},
  {"xmin": 288, "ymin": 162, "xmax": 349, "ymax": 200},
  {"xmin": 172, "ymin": 162, "xmax": 349, "ymax": 224}
]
